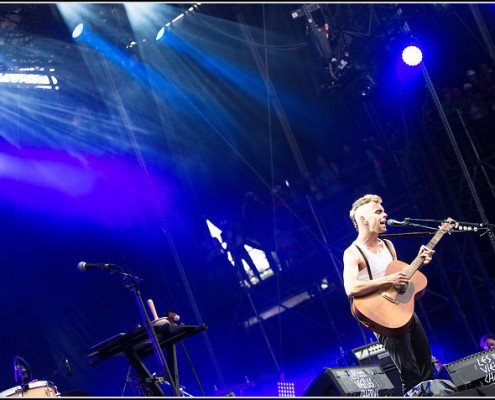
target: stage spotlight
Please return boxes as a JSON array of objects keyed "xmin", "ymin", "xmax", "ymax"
[
  {"xmin": 171, "ymin": 13, "xmax": 184, "ymax": 24},
  {"xmin": 156, "ymin": 3, "xmax": 201, "ymax": 41},
  {"xmin": 156, "ymin": 27, "xmax": 165, "ymax": 41},
  {"xmin": 402, "ymin": 45, "xmax": 423, "ymax": 66},
  {"xmin": 156, "ymin": 24, "xmax": 170, "ymax": 41},
  {"xmin": 72, "ymin": 23, "xmax": 84, "ymax": 40}
]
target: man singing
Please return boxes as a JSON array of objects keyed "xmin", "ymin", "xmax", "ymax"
[{"xmin": 342, "ymin": 194, "xmax": 435, "ymax": 394}]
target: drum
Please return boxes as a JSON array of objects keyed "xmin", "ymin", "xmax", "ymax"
[{"xmin": 0, "ymin": 380, "xmax": 59, "ymax": 397}]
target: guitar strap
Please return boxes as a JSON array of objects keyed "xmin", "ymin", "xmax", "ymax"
[
  {"xmin": 382, "ymin": 239, "xmax": 393, "ymax": 258},
  {"xmin": 354, "ymin": 239, "xmax": 394, "ymax": 281},
  {"xmin": 354, "ymin": 244, "xmax": 373, "ymax": 280},
  {"xmin": 349, "ymin": 240, "xmax": 394, "ymax": 327},
  {"xmin": 349, "ymin": 244, "xmax": 372, "ymax": 328}
]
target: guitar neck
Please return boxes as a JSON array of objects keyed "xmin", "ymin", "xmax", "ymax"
[{"xmin": 405, "ymin": 219, "xmax": 453, "ymax": 279}]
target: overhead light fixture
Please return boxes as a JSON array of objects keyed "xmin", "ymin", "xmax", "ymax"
[
  {"xmin": 72, "ymin": 23, "xmax": 84, "ymax": 40},
  {"xmin": 155, "ymin": 3, "xmax": 201, "ymax": 41},
  {"xmin": 290, "ymin": 3, "xmax": 320, "ymax": 20},
  {"xmin": 172, "ymin": 13, "xmax": 184, "ymax": 24},
  {"xmin": 155, "ymin": 25, "xmax": 169, "ymax": 41},
  {"xmin": 402, "ymin": 45, "xmax": 423, "ymax": 66}
]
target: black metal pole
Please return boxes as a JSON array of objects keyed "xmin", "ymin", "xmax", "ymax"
[{"xmin": 121, "ymin": 273, "xmax": 179, "ymax": 397}]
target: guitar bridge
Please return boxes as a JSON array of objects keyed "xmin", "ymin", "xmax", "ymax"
[{"xmin": 381, "ymin": 291, "xmax": 399, "ymax": 304}]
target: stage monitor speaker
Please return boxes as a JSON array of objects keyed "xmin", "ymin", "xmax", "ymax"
[
  {"xmin": 446, "ymin": 383, "xmax": 495, "ymax": 396},
  {"xmin": 351, "ymin": 341, "xmax": 402, "ymax": 396},
  {"xmin": 437, "ymin": 347, "xmax": 495, "ymax": 391},
  {"xmin": 303, "ymin": 365, "xmax": 395, "ymax": 397}
]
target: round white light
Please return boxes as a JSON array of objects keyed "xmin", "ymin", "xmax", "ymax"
[{"xmin": 402, "ymin": 45, "xmax": 423, "ymax": 66}]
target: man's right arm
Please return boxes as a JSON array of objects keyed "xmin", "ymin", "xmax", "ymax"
[{"xmin": 342, "ymin": 247, "xmax": 408, "ymax": 298}]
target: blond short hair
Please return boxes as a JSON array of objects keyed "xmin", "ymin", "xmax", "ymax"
[{"xmin": 349, "ymin": 194, "xmax": 382, "ymax": 230}]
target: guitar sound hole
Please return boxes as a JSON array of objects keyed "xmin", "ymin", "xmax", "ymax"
[{"xmin": 393, "ymin": 282, "xmax": 409, "ymax": 292}]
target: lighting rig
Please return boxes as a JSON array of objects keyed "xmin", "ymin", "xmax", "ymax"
[
  {"xmin": 291, "ymin": 4, "xmax": 352, "ymax": 91},
  {"xmin": 156, "ymin": 3, "xmax": 201, "ymax": 41}
]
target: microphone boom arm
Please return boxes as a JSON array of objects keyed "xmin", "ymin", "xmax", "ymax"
[
  {"xmin": 380, "ymin": 231, "xmax": 435, "ymax": 238},
  {"xmin": 390, "ymin": 217, "xmax": 494, "ymax": 237}
]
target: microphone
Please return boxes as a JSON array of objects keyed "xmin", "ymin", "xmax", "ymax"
[
  {"xmin": 77, "ymin": 261, "xmax": 117, "ymax": 271},
  {"xmin": 14, "ymin": 359, "xmax": 21, "ymax": 385},
  {"xmin": 13, "ymin": 357, "xmax": 29, "ymax": 386},
  {"xmin": 64, "ymin": 357, "xmax": 73, "ymax": 377},
  {"xmin": 386, "ymin": 219, "xmax": 409, "ymax": 227}
]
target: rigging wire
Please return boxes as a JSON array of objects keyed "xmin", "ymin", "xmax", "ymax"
[
  {"xmin": 262, "ymin": 3, "xmax": 284, "ymax": 376},
  {"xmin": 188, "ymin": 6, "xmax": 308, "ymax": 51},
  {"xmin": 96, "ymin": 47, "xmax": 225, "ymax": 390}
]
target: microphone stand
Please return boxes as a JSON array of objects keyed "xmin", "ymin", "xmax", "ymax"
[
  {"xmin": 404, "ymin": 218, "xmax": 495, "ymax": 237},
  {"xmin": 382, "ymin": 217, "xmax": 495, "ymax": 239},
  {"xmin": 380, "ymin": 231, "xmax": 434, "ymax": 238},
  {"xmin": 393, "ymin": 220, "xmax": 440, "ymax": 231},
  {"xmin": 14, "ymin": 356, "xmax": 32, "ymax": 392},
  {"xmin": 111, "ymin": 269, "xmax": 179, "ymax": 397}
]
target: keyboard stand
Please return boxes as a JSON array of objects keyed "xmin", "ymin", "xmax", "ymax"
[{"xmin": 86, "ymin": 323, "xmax": 208, "ymax": 396}]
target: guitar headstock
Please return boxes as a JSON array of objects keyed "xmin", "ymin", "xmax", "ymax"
[{"xmin": 440, "ymin": 217, "xmax": 456, "ymax": 234}]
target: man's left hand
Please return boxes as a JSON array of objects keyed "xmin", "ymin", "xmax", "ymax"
[{"xmin": 419, "ymin": 245, "xmax": 435, "ymax": 264}]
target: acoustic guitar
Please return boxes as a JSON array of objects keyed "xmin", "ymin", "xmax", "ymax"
[{"xmin": 351, "ymin": 218, "xmax": 455, "ymax": 337}]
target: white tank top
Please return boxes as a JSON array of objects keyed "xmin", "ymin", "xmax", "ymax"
[{"xmin": 355, "ymin": 240, "xmax": 393, "ymax": 281}]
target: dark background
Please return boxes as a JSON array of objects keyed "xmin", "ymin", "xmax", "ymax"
[{"xmin": 0, "ymin": 2, "xmax": 494, "ymax": 397}]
